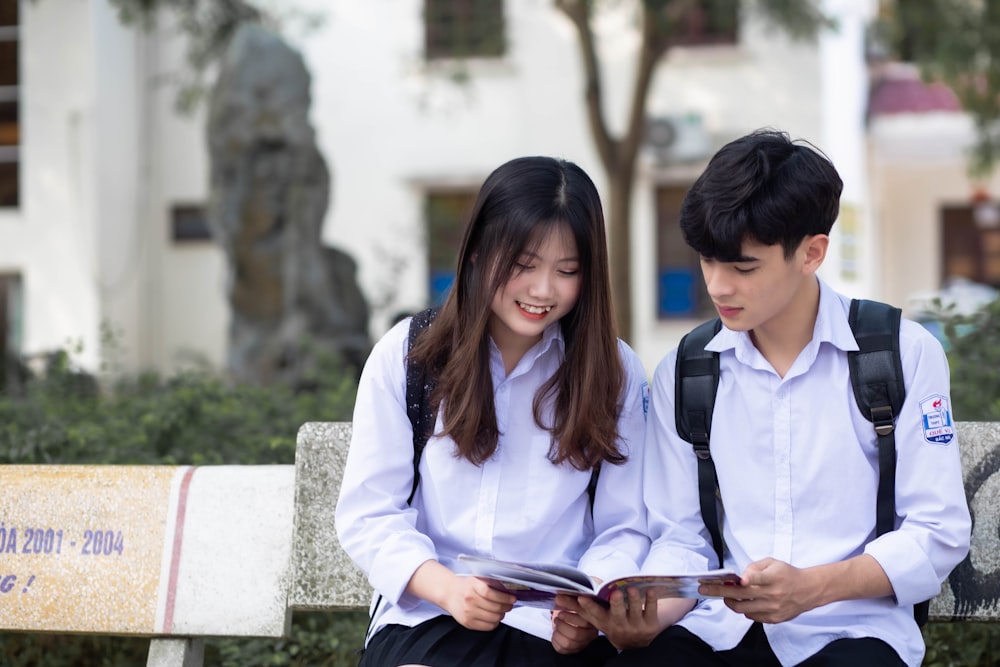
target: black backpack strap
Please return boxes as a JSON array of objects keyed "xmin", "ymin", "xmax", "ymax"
[
  {"xmin": 586, "ymin": 464, "xmax": 601, "ymax": 512},
  {"xmin": 675, "ymin": 317, "xmax": 724, "ymax": 568},
  {"xmin": 847, "ymin": 299, "xmax": 925, "ymax": 624},
  {"xmin": 405, "ymin": 307, "xmax": 439, "ymax": 504},
  {"xmin": 847, "ymin": 299, "xmax": 904, "ymax": 537}
]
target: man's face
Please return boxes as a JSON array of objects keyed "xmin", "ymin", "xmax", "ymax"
[{"xmin": 699, "ymin": 237, "xmax": 821, "ymax": 334}]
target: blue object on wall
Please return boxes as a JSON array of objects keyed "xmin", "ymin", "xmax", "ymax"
[
  {"xmin": 430, "ymin": 271, "xmax": 455, "ymax": 306},
  {"xmin": 659, "ymin": 268, "xmax": 696, "ymax": 317}
]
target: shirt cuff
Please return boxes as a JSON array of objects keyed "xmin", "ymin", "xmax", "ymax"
[
  {"xmin": 864, "ymin": 530, "xmax": 942, "ymax": 605},
  {"xmin": 369, "ymin": 531, "xmax": 439, "ymax": 608}
]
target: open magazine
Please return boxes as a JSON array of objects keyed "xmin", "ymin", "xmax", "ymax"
[{"xmin": 457, "ymin": 554, "xmax": 741, "ymax": 609}]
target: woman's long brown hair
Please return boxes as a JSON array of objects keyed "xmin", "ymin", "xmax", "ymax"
[{"xmin": 407, "ymin": 156, "xmax": 626, "ymax": 470}]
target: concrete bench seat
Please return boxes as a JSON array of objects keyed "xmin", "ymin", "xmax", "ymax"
[{"xmin": 293, "ymin": 421, "xmax": 1000, "ymax": 623}]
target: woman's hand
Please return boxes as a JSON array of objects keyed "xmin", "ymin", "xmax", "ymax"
[
  {"xmin": 441, "ymin": 575, "xmax": 517, "ymax": 630},
  {"xmin": 406, "ymin": 561, "xmax": 515, "ymax": 631},
  {"xmin": 551, "ymin": 608, "xmax": 599, "ymax": 654}
]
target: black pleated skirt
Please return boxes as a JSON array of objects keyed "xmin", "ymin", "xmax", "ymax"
[{"xmin": 359, "ymin": 615, "xmax": 617, "ymax": 667}]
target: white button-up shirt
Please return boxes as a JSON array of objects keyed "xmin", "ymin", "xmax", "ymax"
[
  {"xmin": 642, "ymin": 279, "xmax": 971, "ymax": 666},
  {"xmin": 336, "ymin": 317, "xmax": 650, "ymax": 642}
]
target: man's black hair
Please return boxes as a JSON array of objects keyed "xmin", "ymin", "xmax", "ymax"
[{"xmin": 679, "ymin": 128, "xmax": 844, "ymax": 261}]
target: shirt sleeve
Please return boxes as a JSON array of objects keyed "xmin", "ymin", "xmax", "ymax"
[
  {"xmin": 863, "ymin": 320, "xmax": 972, "ymax": 605},
  {"xmin": 334, "ymin": 319, "xmax": 439, "ymax": 608},
  {"xmin": 577, "ymin": 341, "xmax": 652, "ymax": 582},
  {"xmin": 640, "ymin": 349, "xmax": 722, "ymax": 576}
]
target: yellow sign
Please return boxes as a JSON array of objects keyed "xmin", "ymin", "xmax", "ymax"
[{"xmin": 0, "ymin": 466, "xmax": 183, "ymax": 634}]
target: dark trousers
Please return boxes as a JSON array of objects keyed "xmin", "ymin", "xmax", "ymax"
[
  {"xmin": 606, "ymin": 623, "xmax": 906, "ymax": 667},
  {"xmin": 360, "ymin": 615, "xmax": 617, "ymax": 667}
]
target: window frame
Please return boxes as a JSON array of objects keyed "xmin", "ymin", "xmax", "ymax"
[
  {"xmin": 424, "ymin": 187, "xmax": 477, "ymax": 305},
  {"xmin": 424, "ymin": 0, "xmax": 506, "ymax": 61},
  {"xmin": 0, "ymin": 0, "xmax": 20, "ymax": 209},
  {"xmin": 654, "ymin": 182, "xmax": 714, "ymax": 320}
]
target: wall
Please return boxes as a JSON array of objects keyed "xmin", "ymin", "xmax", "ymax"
[
  {"xmin": 3, "ymin": 0, "xmax": 100, "ymax": 368},
  {"xmin": 868, "ymin": 112, "xmax": 1000, "ymax": 315},
  {"xmin": 14, "ymin": 0, "xmax": 883, "ymax": 377}
]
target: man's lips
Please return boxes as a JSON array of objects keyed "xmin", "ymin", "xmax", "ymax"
[{"xmin": 716, "ymin": 305, "xmax": 741, "ymax": 317}]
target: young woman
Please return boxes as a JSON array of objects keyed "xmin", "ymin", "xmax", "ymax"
[{"xmin": 335, "ymin": 156, "xmax": 650, "ymax": 667}]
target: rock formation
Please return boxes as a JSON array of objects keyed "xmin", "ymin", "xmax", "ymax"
[{"xmin": 206, "ymin": 23, "xmax": 370, "ymax": 385}]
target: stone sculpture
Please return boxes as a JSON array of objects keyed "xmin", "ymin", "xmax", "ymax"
[{"xmin": 206, "ymin": 24, "xmax": 370, "ymax": 385}]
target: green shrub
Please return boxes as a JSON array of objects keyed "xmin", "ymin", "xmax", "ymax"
[{"xmin": 942, "ymin": 295, "xmax": 1000, "ymax": 422}]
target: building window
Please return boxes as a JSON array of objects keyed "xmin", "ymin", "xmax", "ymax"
[
  {"xmin": 941, "ymin": 206, "xmax": 1000, "ymax": 288},
  {"xmin": 426, "ymin": 190, "xmax": 475, "ymax": 305},
  {"xmin": 0, "ymin": 0, "xmax": 19, "ymax": 208},
  {"xmin": 675, "ymin": 0, "xmax": 739, "ymax": 47},
  {"xmin": 655, "ymin": 184, "xmax": 712, "ymax": 319},
  {"xmin": 424, "ymin": 0, "xmax": 505, "ymax": 60},
  {"xmin": 171, "ymin": 204, "xmax": 213, "ymax": 242},
  {"xmin": 0, "ymin": 273, "xmax": 23, "ymax": 385}
]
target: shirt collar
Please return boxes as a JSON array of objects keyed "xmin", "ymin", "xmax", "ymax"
[
  {"xmin": 488, "ymin": 322, "xmax": 565, "ymax": 376},
  {"xmin": 704, "ymin": 277, "xmax": 859, "ymax": 369}
]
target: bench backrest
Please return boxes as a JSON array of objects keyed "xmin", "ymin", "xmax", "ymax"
[
  {"xmin": 291, "ymin": 421, "xmax": 1000, "ymax": 623},
  {"xmin": 0, "ymin": 464, "xmax": 294, "ymax": 638}
]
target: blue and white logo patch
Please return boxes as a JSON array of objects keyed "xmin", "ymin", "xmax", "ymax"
[
  {"xmin": 919, "ymin": 394, "xmax": 955, "ymax": 445},
  {"xmin": 641, "ymin": 381, "xmax": 650, "ymax": 417}
]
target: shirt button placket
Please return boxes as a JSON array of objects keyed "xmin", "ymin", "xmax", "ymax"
[
  {"xmin": 773, "ymin": 381, "xmax": 794, "ymax": 560},
  {"xmin": 475, "ymin": 381, "xmax": 507, "ymax": 553}
]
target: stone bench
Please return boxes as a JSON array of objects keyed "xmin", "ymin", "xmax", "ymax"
[
  {"xmin": 1, "ymin": 421, "xmax": 997, "ymax": 667},
  {"xmin": 294, "ymin": 421, "xmax": 1000, "ymax": 623}
]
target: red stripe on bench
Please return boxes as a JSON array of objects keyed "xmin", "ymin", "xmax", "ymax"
[{"xmin": 162, "ymin": 466, "xmax": 197, "ymax": 634}]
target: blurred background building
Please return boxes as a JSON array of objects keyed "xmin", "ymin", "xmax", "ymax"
[{"xmin": 2, "ymin": 0, "xmax": 998, "ymax": 376}]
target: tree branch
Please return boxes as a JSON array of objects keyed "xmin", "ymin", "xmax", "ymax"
[{"xmin": 554, "ymin": 0, "xmax": 617, "ymax": 171}]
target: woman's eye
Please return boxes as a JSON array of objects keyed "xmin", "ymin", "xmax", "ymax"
[{"xmin": 558, "ymin": 268, "xmax": 579, "ymax": 276}]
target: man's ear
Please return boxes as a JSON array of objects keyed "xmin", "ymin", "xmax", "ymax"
[{"xmin": 801, "ymin": 234, "xmax": 829, "ymax": 274}]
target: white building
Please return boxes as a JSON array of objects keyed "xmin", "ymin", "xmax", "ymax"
[{"xmin": 5, "ymin": 0, "xmax": 993, "ymax": 378}]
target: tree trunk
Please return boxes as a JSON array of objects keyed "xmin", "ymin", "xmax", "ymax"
[{"xmin": 607, "ymin": 164, "xmax": 634, "ymax": 342}]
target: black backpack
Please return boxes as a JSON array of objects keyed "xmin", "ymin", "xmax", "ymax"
[{"xmin": 674, "ymin": 298, "xmax": 928, "ymax": 625}]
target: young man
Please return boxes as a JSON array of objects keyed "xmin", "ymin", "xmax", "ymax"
[{"xmin": 563, "ymin": 129, "xmax": 971, "ymax": 666}]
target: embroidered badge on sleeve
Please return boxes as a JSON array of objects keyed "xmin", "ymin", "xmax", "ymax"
[{"xmin": 920, "ymin": 394, "xmax": 955, "ymax": 445}]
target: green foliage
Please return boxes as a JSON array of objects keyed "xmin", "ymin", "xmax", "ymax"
[
  {"xmin": 941, "ymin": 296, "xmax": 1000, "ymax": 421},
  {"xmin": 922, "ymin": 621, "xmax": 1000, "ymax": 667},
  {"xmin": 208, "ymin": 612, "xmax": 367, "ymax": 667},
  {"xmin": 873, "ymin": 0, "xmax": 1000, "ymax": 177},
  {"xmin": 105, "ymin": 0, "xmax": 324, "ymax": 113},
  {"xmin": 917, "ymin": 295, "xmax": 1000, "ymax": 666},
  {"xmin": 0, "ymin": 345, "xmax": 366, "ymax": 665}
]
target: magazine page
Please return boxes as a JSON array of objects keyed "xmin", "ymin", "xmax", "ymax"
[
  {"xmin": 595, "ymin": 569, "xmax": 742, "ymax": 603},
  {"xmin": 457, "ymin": 555, "xmax": 742, "ymax": 609},
  {"xmin": 456, "ymin": 554, "xmax": 595, "ymax": 594}
]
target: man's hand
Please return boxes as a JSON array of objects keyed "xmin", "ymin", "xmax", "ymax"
[
  {"xmin": 701, "ymin": 555, "xmax": 895, "ymax": 624},
  {"xmin": 551, "ymin": 608, "xmax": 599, "ymax": 654},
  {"xmin": 556, "ymin": 588, "xmax": 674, "ymax": 651},
  {"xmin": 700, "ymin": 558, "xmax": 819, "ymax": 624}
]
